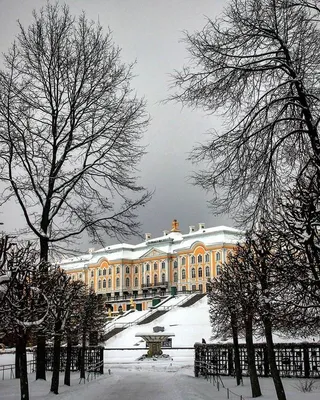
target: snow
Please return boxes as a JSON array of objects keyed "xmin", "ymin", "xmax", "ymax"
[
  {"xmin": 104, "ymin": 296, "xmax": 212, "ymax": 352},
  {"xmin": 1, "ymin": 296, "xmax": 320, "ymax": 399},
  {"xmin": 1, "ymin": 363, "xmax": 320, "ymax": 399}
]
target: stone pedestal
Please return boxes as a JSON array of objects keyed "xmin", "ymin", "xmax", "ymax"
[{"xmin": 135, "ymin": 332, "xmax": 175, "ymax": 357}]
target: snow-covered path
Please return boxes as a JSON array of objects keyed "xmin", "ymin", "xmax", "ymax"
[
  {"xmin": 98, "ymin": 369, "xmax": 215, "ymax": 400},
  {"xmin": 0, "ymin": 366, "xmax": 218, "ymax": 400}
]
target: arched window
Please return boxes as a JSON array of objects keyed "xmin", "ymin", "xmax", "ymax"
[
  {"xmin": 205, "ymin": 266, "xmax": 210, "ymax": 277},
  {"xmin": 205, "ymin": 253, "xmax": 210, "ymax": 263},
  {"xmin": 198, "ymin": 267, "xmax": 203, "ymax": 278},
  {"xmin": 191, "ymin": 268, "xmax": 196, "ymax": 278},
  {"xmin": 181, "ymin": 257, "xmax": 186, "ymax": 266},
  {"xmin": 116, "ymin": 277, "xmax": 120, "ymax": 287},
  {"xmin": 103, "ymin": 269, "xmax": 107, "ymax": 276},
  {"xmin": 116, "ymin": 266, "xmax": 120, "ymax": 274},
  {"xmin": 181, "ymin": 269, "xmax": 186, "ymax": 279},
  {"xmin": 90, "ymin": 280, "xmax": 94, "ymax": 288},
  {"xmin": 134, "ymin": 277, "xmax": 138, "ymax": 287},
  {"xmin": 174, "ymin": 260, "xmax": 178, "ymax": 268},
  {"xmin": 162, "ymin": 273, "xmax": 166, "ymax": 283},
  {"xmin": 154, "ymin": 274, "xmax": 158, "ymax": 285},
  {"xmin": 108, "ymin": 267, "xmax": 112, "ymax": 275},
  {"xmin": 98, "ymin": 269, "xmax": 102, "ymax": 276},
  {"xmin": 191, "ymin": 255, "xmax": 195, "ymax": 264},
  {"xmin": 216, "ymin": 252, "xmax": 221, "ymax": 262},
  {"xmin": 161, "ymin": 261, "xmax": 166, "ymax": 269},
  {"xmin": 198, "ymin": 254, "xmax": 203, "ymax": 263},
  {"xmin": 216, "ymin": 265, "xmax": 221, "ymax": 276},
  {"xmin": 125, "ymin": 266, "xmax": 130, "ymax": 274},
  {"xmin": 135, "ymin": 266, "xmax": 138, "ymax": 274},
  {"xmin": 174, "ymin": 272, "xmax": 178, "ymax": 282},
  {"xmin": 146, "ymin": 275, "xmax": 150, "ymax": 286},
  {"xmin": 108, "ymin": 279, "xmax": 112, "ymax": 288},
  {"xmin": 103, "ymin": 279, "xmax": 106, "ymax": 288},
  {"xmin": 98, "ymin": 280, "xmax": 101, "ymax": 289},
  {"xmin": 72, "ymin": 275, "xmax": 75, "ymax": 280},
  {"xmin": 79, "ymin": 273, "xmax": 82, "ymax": 280},
  {"xmin": 146, "ymin": 263, "xmax": 150, "ymax": 271},
  {"xmin": 90, "ymin": 270, "xmax": 94, "ymax": 278},
  {"xmin": 154, "ymin": 262, "xmax": 158, "ymax": 270},
  {"xmin": 126, "ymin": 277, "xmax": 130, "ymax": 287}
]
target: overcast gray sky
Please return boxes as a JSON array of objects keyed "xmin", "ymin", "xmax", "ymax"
[{"xmin": 0, "ymin": 0, "xmax": 232, "ymax": 248}]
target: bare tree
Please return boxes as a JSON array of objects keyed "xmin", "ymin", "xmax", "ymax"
[
  {"xmin": 0, "ymin": 2, "xmax": 150, "ymax": 379},
  {"xmin": 208, "ymin": 275, "xmax": 243, "ymax": 386},
  {"xmin": 223, "ymin": 249, "xmax": 262, "ymax": 398},
  {"xmin": 267, "ymin": 163, "xmax": 320, "ymax": 328},
  {"xmin": 170, "ymin": 0, "xmax": 320, "ymax": 223},
  {"xmin": 46, "ymin": 267, "xmax": 88, "ymax": 394},
  {"xmin": 0, "ymin": 242, "xmax": 49, "ymax": 400},
  {"xmin": 0, "ymin": 2, "xmax": 150, "ymax": 261},
  {"xmin": 63, "ymin": 280, "xmax": 87, "ymax": 386},
  {"xmin": 241, "ymin": 231, "xmax": 289, "ymax": 400},
  {"xmin": 77, "ymin": 288, "xmax": 106, "ymax": 381}
]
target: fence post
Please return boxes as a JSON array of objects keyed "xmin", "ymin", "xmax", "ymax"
[
  {"xmin": 99, "ymin": 348, "xmax": 104, "ymax": 374},
  {"xmin": 194, "ymin": 346, "xmax": 200, "ymax": 377},
  {"xmin": 303, "ymin": 345, "xmax": 310, "ymax": 378},
  {"xmin": 262, "ymin": 345, "xmax": 269, "ymax": 377},
  {"xmin": 228, "ymin": 347, "xmax": 233, "ymax": 376},
  {"xmin": 227, "ymin": 388, "xmax": 229, "ymax": 399},
  {"xmin": 217, "ymin": 380, "xmax": 219, "ymax": 391}
]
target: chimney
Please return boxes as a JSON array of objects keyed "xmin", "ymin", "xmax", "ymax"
[
  {"xmin": 189, "ymin": 226, "xmax": 195, "ymax": 233},
  {"xmin": 198, "ymin": 223, "xmax": 205, "ymax": 230},
  {"xmin": 163, "ymin": 230, "xmax": 169, "ymax": 236},
  {"xmin": 145, "ymin": 233, "xmax": 152, "ymax": 240}
]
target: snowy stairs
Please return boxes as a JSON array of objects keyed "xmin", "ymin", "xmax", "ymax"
[
  {"xmin": 103, "ymin": 327, "xmax": 127, "ymax": 341},
  {"xmin": 179, "ymin": 293, "xmax": 206, "ymax": 308},
  {"xmin": 136, "ymin": 310, "xmax": 168, "ymax": 325}
]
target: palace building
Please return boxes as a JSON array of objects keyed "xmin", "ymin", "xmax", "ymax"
[{"xmin": 60, "ymin": 220, "xmax": 243, "ymax": 313}]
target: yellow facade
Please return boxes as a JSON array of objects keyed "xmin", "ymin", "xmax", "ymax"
[{"xmin": 62, "ymin": 221, "xmax": 242, "ymax": 313}]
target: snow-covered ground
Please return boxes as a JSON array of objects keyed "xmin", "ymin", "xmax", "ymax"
[
  {"xmin": 1, "ymin": 295, "xmax": 320, "ymax": 399},
  {"xmin": 1, "ymin": 363, "xmax": 320, "ymax": 400}
]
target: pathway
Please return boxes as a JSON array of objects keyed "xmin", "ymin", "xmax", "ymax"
[{"xmin": 92, "ymin": 367, "xmax": 217, "ymax": 400}]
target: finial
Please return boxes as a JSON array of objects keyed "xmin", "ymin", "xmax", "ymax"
[{"xmin": 171, "ymin": 219, "xmax": 180, "ymax": 232}]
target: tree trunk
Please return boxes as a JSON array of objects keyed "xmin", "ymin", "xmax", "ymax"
[
  {"xmin": 245, "ymin": 316, "xmax": 261, "ymax": 398},
  {"xmin": 40, "ymin": 236, "xmax": 49, "ymax": 263},
  {"xmin": 17, "ymin": 334, "xmax": 29, "ymax": 400},
  {"xmin": 15, "ymin": 342, "xmax": 21, "ymax": 379},
  {"xmin": 231, "ymin": 313, "xmax": 242, "ymax": 385},
  {"xmin": 36, "ymin": 237, "xmax": 49, "ymax": 380},
  {"xmin": 50, "ymin": 322, "xmax": 62, "ymax": 394},
  {"xmin": 264, "ymin": 316, "xmax": 287, "ymax": 400},
  {"xmin": 36, "ymin": 334, "xmax": 46, "ymax": 380},
  {"xmin": 64, "ymin": 336, "xmax": 72, "ymax": 386},
  {"xmin": 80, "ymin": 331, "xmax": 86, "ymax": 380}
]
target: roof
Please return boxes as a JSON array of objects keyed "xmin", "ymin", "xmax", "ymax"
[{"xmin": 60, "ymin": 225, "xmax": 244, "ymax": 271}]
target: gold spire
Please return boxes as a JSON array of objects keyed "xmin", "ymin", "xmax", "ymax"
[{"xmin": 171, "ymin": 219, "xmax": 180, "ymax": 232}]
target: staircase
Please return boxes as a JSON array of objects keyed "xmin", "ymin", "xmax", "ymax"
[
  {"xmin": 103, "ymin": 327, "xmax": 126, "ymax": 341},
  {"xmin": 137, "ymin": 310, "xmax": 168, "ymax": 325},
  {"xmin": 179, "ymin": 293, "xmax": 206, "ymax": 308}
]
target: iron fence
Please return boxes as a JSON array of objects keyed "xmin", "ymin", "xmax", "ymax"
[
  {"xmin": 194, "ymin": 342, "xmax": 320, "ymax": 379},
  {"xmin": 0, "ymin": 359, "xmax": 35, "ymax": 380}
]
